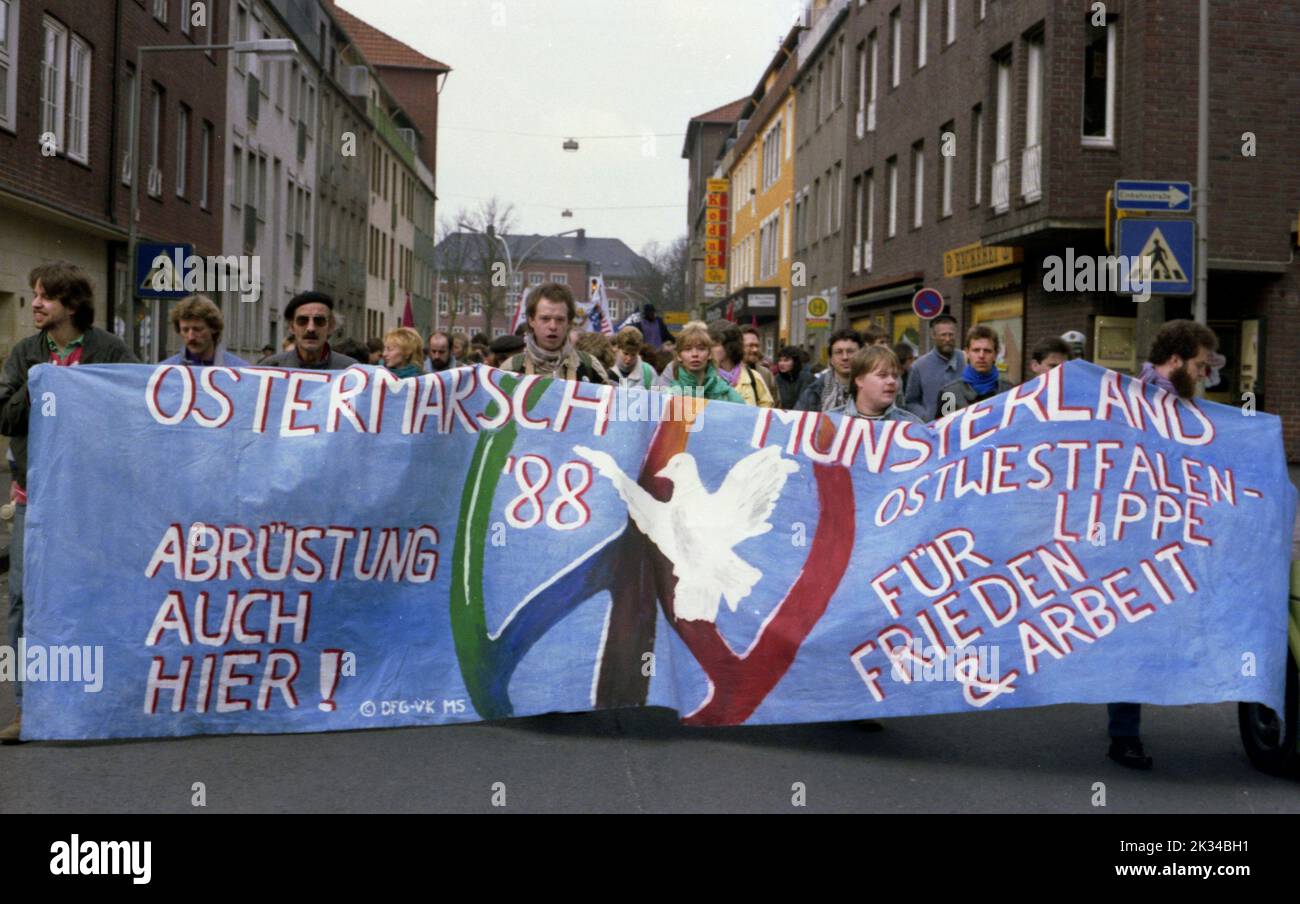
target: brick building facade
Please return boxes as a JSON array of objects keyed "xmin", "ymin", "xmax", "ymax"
[{"xmin": 839, "ymin": 0, "xmax": 1300, "ymax": 453}]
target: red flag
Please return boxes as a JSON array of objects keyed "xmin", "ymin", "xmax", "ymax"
[{"xmin": 402, "ymin": 293, "xmax": 415, "ymax": 328}]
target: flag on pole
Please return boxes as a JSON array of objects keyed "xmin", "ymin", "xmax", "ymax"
[
  {"xmin": 402, "ymin": 292, "xmax": 415, "ymax": 328},
  {"xmin": 587, "ymin": 275, "xmax": 615, "ymax": 336},
  {"xmin": 509, "ymin": 286, "xmax": 532, "ymax": 335}
]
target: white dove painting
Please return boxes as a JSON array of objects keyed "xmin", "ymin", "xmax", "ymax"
[{"xmin": 573, "ymin": 444, "xmax": 800, "ymax": 624}]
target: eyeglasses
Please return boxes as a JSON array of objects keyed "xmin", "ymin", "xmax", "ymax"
[{"xmin": 294, "ymin": 315, "xmax": 329, "ymax": 327}]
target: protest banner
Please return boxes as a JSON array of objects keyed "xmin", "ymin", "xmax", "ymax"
[{"xmin": 16, "ymin": 360, "xmax": 1294, "ymax": 739}]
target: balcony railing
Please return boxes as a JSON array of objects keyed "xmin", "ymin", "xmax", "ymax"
[
  {"xmin": 1020, "ymin": 143, "xmax": 1042, "ymax": 203},
  {"xmin": 991, "ymin": 159, "xmax": 1010, "ymax": 213}
]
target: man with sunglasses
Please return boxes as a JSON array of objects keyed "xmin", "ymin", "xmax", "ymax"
[{"xmin": 265, "ymin": 292, "xmax": 358, "ymax": 370}]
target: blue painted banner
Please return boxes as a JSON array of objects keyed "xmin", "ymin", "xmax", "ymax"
[{"xmin": 19, "ymin": 360, "xmax": 1294, "ymax": 740}]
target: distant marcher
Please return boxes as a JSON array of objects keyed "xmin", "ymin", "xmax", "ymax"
[
  {"xmin": 862, "ymin": 324, "xmax": 890, "ymax": 348},
  {"xmin": 470, "ymin": 332, "xmax": 491, "ymax": 356},
  {"xmin": 0, "ymin": 262, "xmax": 138, "ymax": 744},
  {"xmin": 611, "ymin": 326, "xmax": 656, "ymax": 390},
  {"xmin": 265, "ymin": 292, "xmax": 357, "ymax": 370},
  {"xmin": 1028, "ymin": 337, "xmax": 1071, "ymax": 377},
  {"xmin": 934, "ymin": 325, "xmax": 1013, "ymax": 419},
  {"xmin": 893, "ymin": 342, "xmax": 916, "ymax": 396},
  {"xmin": 161, "ymin": 294, "xmax": 249, "ymax": 367},
  {"xmin": 451, "ymin": 334, "xmax": 468, "ymax": 361},
  {"xmin": 903, "ymin": 315, "xmax": 965, "ymax": 420},
  {"xmin": 257, "ymin": 344, "xmax": 276, "ymax": 364},
  {"xmin": 1105, "ymin": 320, "xmax": 1219, "ymax": 772},
  {"xmin": 501, "ymin": 283, "xmax": 609, "ymax": 383},
  {"xmin": 332, "ymin": 337, "xmax": 370, "ymax": 364},
  {"xmin": 382, "ymin": 327, "xmax": 425, "ymax": 378},
  {"xmin": 620, "ymin": 303, "xmax": 669, "ymax": 350},
  {"xmin": 663, "ymin": 321, "xmax": 742, "ymax": 402},
  {"xmin": 774, "ymin": 346, "xmax": 815, "ymax": 410},
  {"xmin": 660, "ymin": 336, "xmax": 676, "ymax": 357},
  {"xmin": 487, "ymin": 334, "xmax": 525, "ymax": 368},
  {"xmin": 575, "ymin": 331, "xmax": 616, "ymax": 371},
  {"xmin": 425, "ymin": 331, "xmax": 456, "ymax": 372},
  {"xmin": 366, "ymin": 337, "xmax": 384, "ymax": 365},
  {"xmin": 840, "ymin": 346, "xmax": 923, "ymax": 423},
  {"xmin": 741, "ymin": 326, "xmax": 777, "ymax": 396},
  {"xmin": 708, "ymin": 320, "xmax": 773, "ymax": 408},
  {"xmin": 796, "ymin": 328, "xmax": 862, "ymax": 412},
  {"xmin": 281, "ymin": 336, "xmax": 296, "ymax": 352}
]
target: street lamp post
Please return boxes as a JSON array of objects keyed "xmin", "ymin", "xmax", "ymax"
[{"xmin": 126, "ymin": 39, "xmax": 297, "ymax": 358}]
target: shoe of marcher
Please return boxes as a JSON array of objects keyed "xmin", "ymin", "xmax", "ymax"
[
  {"xmin": 0, "ymin": 709, "xmax": 21, "ymax": 745},
  {"xmin": 1107, "ymin": 736, "xmax": 1152, "ymax": 770}
]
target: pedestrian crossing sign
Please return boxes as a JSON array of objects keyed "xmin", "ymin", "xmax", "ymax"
[{"xmin": 1117, "ymin": 218, "xmax": 1195, "ymax": 295}]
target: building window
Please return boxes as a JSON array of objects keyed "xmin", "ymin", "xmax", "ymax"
[
  {"xmin": 1082, "ymin": 18, "xmax": 1116, "ymax": 147},
  {"xmin": 911, "ymin": 143, "xmax": 924, "ymax": 228},
  {"xmin": 153, "ymin": 0, "xmax": 168, "ymax": 25},
  {"xmin": 0, "ymin": 0, "xmax": 16, "ymax": 132},
  {"xmin": 40, "ymin": 17, "xmax": 67, "ymax": 153},
  {"xmin": 230, "ymin": 141, "xmax": 242, "ymax": 208},
  {"xmin": 66, "ymin": 35, "xmax": 89, "ymax": 163},
  {"xmin": 181, "ymin": 0, "xmax": 192, "ymax": 35},
  {"xmin": 471, "ymin": 294, "xmax": 482, "ymax": 315},
  {"xmin": 438, "ymin": 296, "xmax": 448, "ymax": 315},
  {"xmin": 529, "ymin": 273, "xmax": 543, "ymax": 286},
  {"xmin": 864, "ymin": 170, "xmax": 875, "ymax": 270},
  {"xmin": 889, "ymin": 8, "xmax": 901, "ymax": 88},
  {"xmin": 971, "ymin": 104, "xmax": 983, "ymax": 206},
  {"xmin": 940, "ymin": 124, "xmax": 954, "ymax": 217},
  {"xmin": 886, "ymin": 157, "xmax": 898, "ymax": 237},
  {"xmin": 551, "ymin": 273, "xmax": 567, "ymax": 285},
  {"xmin": 992, "ymin": 53, "xmax": 1011, "ymax": 212},
  {"xmin": 915, "ymin": 0, "xmax": 928, "ymax": 69},
  {"xmin": 833, "ymin": 162, "xmax": 844, "ymax": 233},
  {"xmin": 175, "ymin": 104, "xmax": 189, "ymax": 197},
  {"xmin": 1023, "ymin": 32, "xmax": 1044, "ymax": 201},
  {"xmin": 830, "ymin": 44, "xmax": 841, "ymax": 109},
  {"xmin": 866, "ymin": 31, "xmax": 878, "ymax": 131},
  {"xmin": 783, "ymin": 199, "xmax": 792, "ymax": 259},
  {"xmin": 148, "ymin": 84, "xmax": 163, "ymax": 198},
  {"xmin": 851, "ymin": 177, "xmax": 862, "ymax": 273},
  {"xmin": 235, "ymin": 3, "xmax": 248, "ymax": 73},
  {"xmin": 199, "ymin": 121, "xmax": 212, "ymax": 209},
  {"xmin": 944, "ymin": 0, "xmax": 957, "ymax": 46}
]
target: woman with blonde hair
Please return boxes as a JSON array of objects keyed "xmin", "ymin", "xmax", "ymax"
[
  {"xmin": 382, "ymin": 327, "xmax": 426, "ymax": 378},
  {"xmin": 661, "ymin": 321, "xmax": 742, "ymax": 402}
]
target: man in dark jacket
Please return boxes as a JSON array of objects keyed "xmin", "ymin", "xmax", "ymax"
[
  {"xmin": 796, "ymin": 329, "xmax": 862, "ymax": 412},
  {"xmin": 0, "ymin": 262, "xmax": 137, "ymax": 743},
  {"xmin": 264, "ymin": 292, "xmax": 357, "ymax": 370},
  {"xmin": 934, "ymin": 324, "xmax": 1013, "ymax": 419},
  {"xmin": 774, "ymin": 346, "xmax": 814, "ymax": 409}
]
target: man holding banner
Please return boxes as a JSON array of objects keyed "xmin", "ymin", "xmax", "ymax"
[
  {"xmin": 502, "ymin": 282, "xmax": 609, "ymax": 383},
  {"xmin": 1106, "ymin": 319, "xmax": 1221, "ymax": 770},
  {"xmin": 0, "ymin": 262, "xmax": 137, "ymax": 744}
]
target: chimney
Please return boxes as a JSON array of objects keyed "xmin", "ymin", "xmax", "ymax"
[{"xmin": 577, "ymin": 229, "xmax": 586, "ymax": 240}]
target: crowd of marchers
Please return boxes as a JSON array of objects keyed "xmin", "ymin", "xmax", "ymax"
[{"xmin": 0, "ymin": 263, "xmax": 1224, "ymax": 766}]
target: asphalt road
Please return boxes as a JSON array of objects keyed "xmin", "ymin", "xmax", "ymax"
[{"xmin": 2, "ymin": 687, "xmax": 1297, "ymax": 813}]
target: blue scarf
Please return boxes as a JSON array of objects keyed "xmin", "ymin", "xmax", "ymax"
[{"xmin": 962, "ymin": 364, "xmax": 1000, "ymax": 396}]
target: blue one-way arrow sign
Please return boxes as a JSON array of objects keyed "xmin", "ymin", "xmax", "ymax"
[{"xmin": 1115, "ymin": 180, "xmax": 1193, "ymax": 212}]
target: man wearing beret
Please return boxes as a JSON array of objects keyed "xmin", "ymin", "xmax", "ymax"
[{"xmin": 265, "ymin": 291, "xmax": 357, "ymax": 370}]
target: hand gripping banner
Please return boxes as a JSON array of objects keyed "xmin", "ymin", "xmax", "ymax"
[{"xmin": 16, "ymin": 360, "xmax": 1294, "ymax": 740}]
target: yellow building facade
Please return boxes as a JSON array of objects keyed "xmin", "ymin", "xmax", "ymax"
[{"xmin": 719, "ymin": 27, "xmax": 801, "ymax": 354}]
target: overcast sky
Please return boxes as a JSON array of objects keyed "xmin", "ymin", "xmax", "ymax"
[{"xmin": 337, "ymin": 0, "xmax": 799, "ymax": 256}]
